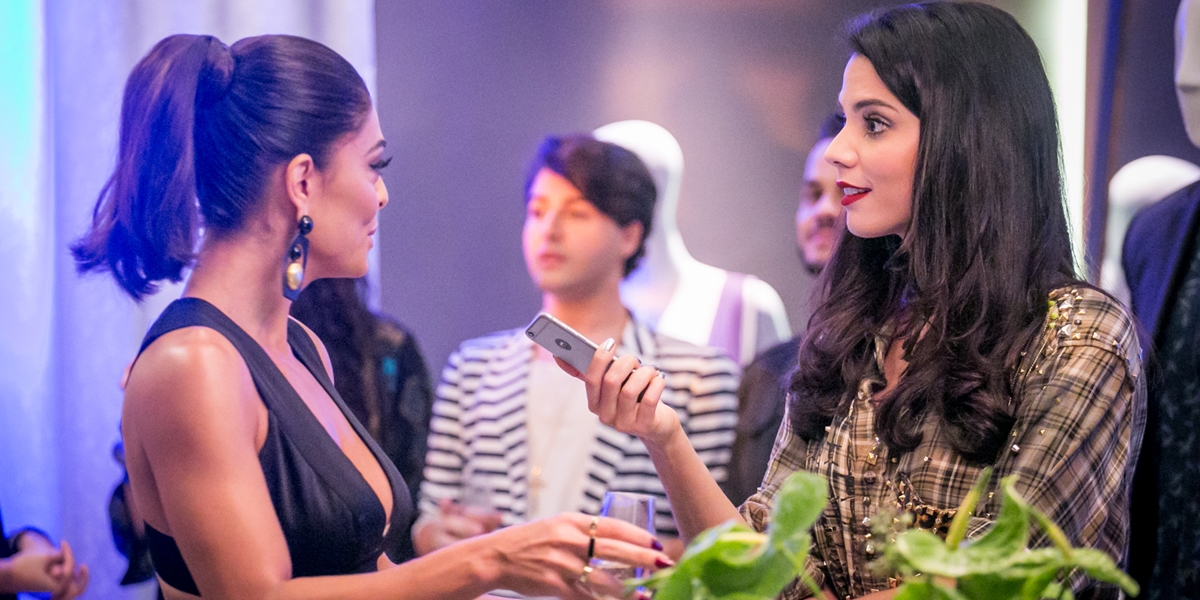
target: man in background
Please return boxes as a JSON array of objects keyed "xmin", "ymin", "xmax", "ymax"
[{"xmin": 415, "ymin": 134, "xmax": 738, "ymax": 555}]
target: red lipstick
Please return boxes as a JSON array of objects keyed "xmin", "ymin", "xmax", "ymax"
[{"xmin": 837, "ymin": 181, "xmax": 870, "ymax": 206}]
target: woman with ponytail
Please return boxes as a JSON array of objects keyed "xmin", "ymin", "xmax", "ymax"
[
  {"xmin": 563, "ymin": 3, "xmax": 1147, "ymax": 599},
  {"xmin": 74, "ymin": 34, "xmax": 669, "ymax": 600}
]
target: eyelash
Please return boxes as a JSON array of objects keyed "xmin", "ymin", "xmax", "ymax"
[
  {"xmin": 370, "ymin": 156, "xmax": 393, "ymax": 172},
  {"xmin": 864, "ymin": 115, "xmax": 889, "ymax": 135}
]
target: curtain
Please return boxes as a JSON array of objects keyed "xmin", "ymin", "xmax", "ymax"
[{"xmin": 0, "ymin": 2, "xmax": 376, "ymax": 597}]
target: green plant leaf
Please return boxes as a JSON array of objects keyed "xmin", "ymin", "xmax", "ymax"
[
  {"xmin": 945, "ymin": 467, "xmax": 992, "ymax": 550},
  {"xmin": 1063, "ymin": 548, "xmax": 1139, "ymax": 596},
  {"xmin": 637, "ymin": 471, "xmax": 827, "ymax": 600},
  {"xmin": 767, "ymin": 470, "xmax": 827, "ymax": 546},
  {"xmin": 957, "ymin": 476, "xmax": 1031, "ymax": 566},
  {"xmin": 895, "ymin": 579, "xmax": 971, "ymax": 600}
]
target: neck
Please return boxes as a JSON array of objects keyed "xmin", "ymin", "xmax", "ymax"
[
  {"xmin": 183, "ymin": 226, "xmax": 295, "ymax": 355},
  {"xmin": 540, "ymin": 285, "xmax": 629, "ymax": 350}
]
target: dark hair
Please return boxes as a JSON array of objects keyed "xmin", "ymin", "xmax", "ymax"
[
  {"xmin": 818, "ymin": 112, "xmax": 844, "ymax": 141},
  {"xmin": 72, "ymin": 34, "xmax": 372, "ymax": 300},
  {"xmin": 789, "ymin": 2, "xmax": 1078, "ymax": 463},
  {"xmin": 525, "ymin": 135, "xmax": 657, "ymax": 276}
]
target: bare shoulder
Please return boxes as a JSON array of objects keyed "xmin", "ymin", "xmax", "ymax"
[{"xmin": 123, "ymin": 326, "xmax": 259, "ymax": 447}]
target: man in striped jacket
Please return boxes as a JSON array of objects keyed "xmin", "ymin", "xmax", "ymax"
[{"xmin": 413, "ymin": 134, "xmax": 739, "ymax": 558}]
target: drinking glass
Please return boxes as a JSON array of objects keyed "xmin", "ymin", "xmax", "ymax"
[
  {"xmin": 459, "ymin": 465, "xmax": 496, "ymax": 519},
  {"xmin": 592, "ymin": 492, "xmax": 656, "ymax": 583}
]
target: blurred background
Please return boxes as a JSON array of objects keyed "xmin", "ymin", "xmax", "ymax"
[{"xmin": 1, "ymin": 0, "xmax": 1196, "ymax": 597}]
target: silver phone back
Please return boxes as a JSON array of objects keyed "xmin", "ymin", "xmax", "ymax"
[{"xmin": 524, "ymin": 313, "xmax": 598, "ymax": 373}]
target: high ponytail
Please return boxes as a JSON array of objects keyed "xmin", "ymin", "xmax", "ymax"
[
  {"xmin": 74, "ymin": 34, "xmax": 371, "ymax": 300},
  {"xmin": 72, "ymin": 35, "xmax": 224, "ymax": 300}
]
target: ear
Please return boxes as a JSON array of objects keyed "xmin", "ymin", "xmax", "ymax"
[
  {"xmin": 617, "ymin": 221, "xmax": 644, "ymax": 262},
  {"xmin": 283, "ymin": 153, "xmax": 318, "ymax": 219}
]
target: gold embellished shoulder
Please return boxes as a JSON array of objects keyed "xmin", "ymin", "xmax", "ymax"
[{"xmin": 1012, "ymin": 285, "xmax": 1143, "ymax": 385}]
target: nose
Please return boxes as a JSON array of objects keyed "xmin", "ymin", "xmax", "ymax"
[
  {"xmin": 376, "ymin": 177, "xmax": 389, "ymax": 209},
  {"xmin": 543, "ymin": 208, "xmax": 566, "ymax": 240},
  {"xmin": 824, "ymin": 127, "xmax": 855, "ymax": 170}
]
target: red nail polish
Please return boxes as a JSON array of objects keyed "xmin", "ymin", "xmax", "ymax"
[
  {"xmin": 650, "ymin": 539, "xmax": 663, "ymax": 551},
  {"xmin": 655, "ymin": 557, "xmax": 675, "ymax": 569}
]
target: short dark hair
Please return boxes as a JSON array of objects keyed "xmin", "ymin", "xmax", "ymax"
[
  {"xmin": 524, "ymin": 135, "xmax": 657, "ymax": 276},
  {"xmin": 72, "ymin": 34, "xmax": 372, "ymax": 300}
]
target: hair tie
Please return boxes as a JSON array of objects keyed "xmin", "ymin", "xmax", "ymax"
[{"xmin": 196, "ymin": 37, "xmax": 234, "ymax": 110}]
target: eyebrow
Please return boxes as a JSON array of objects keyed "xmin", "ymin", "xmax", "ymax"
[
  {"xmin": 366, "ymin": 139, "xmax": 387, "ymax": 154},
  {"xmin": 851, "ymin": 98, "xmax": 898, "ymax": 112}
]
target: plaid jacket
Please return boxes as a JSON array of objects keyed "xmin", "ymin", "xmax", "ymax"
[{"xmin": 740, "ymin": 286, "xmax": 1147, "ymax": 599}]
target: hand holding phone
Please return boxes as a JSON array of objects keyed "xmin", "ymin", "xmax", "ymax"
[{"xmin": 527, "ymin": 312, "xmax": 678, "ymax": 444}]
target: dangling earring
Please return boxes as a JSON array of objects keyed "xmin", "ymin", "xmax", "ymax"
[{"xmin": 283, "ymin": 215, "xmax": 313, "ymax": 300}]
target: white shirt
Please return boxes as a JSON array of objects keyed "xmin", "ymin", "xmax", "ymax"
[{"xmin": 524, "ymin": 357, "xmax": 602, "ymax": 519}]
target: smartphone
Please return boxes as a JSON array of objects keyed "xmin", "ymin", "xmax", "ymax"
[{"xmin": 525, "ymin": 312, "xmax": 600, "ymax": 373}]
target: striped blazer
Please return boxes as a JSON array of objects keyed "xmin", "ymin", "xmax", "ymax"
[{"xmin": 419, "ymin": 318, "xmax": 740, "ymax": 536}]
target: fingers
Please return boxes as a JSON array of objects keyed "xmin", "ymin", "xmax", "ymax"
[
  {"xmin": 574, "ymin": 516, "xmax": 667, "ymax": 563},
  {"xmin": 52, "ymin": 563, "xmax": 89, "ymax": 600},
  {"xmin": 57, "ymin": 541, "xmax": 75, "ymax": 581},
  {"xmin": 612, "ymin": 366, "xmax": 658, "ymax": 431},
  {"xmin": 633, "ymin": 375, "xmax": 667, "ymax": 435},
  {"xmin": 598, "ymin": 355, "xmax": 641, "ymax": 423},
  {"xmin": 590, "ymin": 537, "xmax": 674, "ymax": 571},
  {"xmin": 583, "ymin": 339, "xmax": 620, "ymax": 411}
]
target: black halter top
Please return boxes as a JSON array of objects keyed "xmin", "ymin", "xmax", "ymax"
[{"xmin": 138, "ymin": 298, "xmax": 412, "ymax": 596}]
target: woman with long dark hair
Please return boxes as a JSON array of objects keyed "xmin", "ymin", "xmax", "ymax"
[
  {"xmin": 74, "ymin": 34, "xmax": 669, "ymax": 599},
  {"xmin": 566, "ymin": 3, "xmax": 1146, "ymax": 599}
]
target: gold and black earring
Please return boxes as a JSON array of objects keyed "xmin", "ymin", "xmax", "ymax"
[{"xmin": 282, "ymin": 215, "xmax": 313, "ymax": 300}]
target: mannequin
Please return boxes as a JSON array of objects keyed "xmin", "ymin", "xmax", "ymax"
[
  {"xmin": 593, "ymin": 120, "xmax": 790, "ymax": 365},
  {"xmin": 1101, "ymin": 155, "xmax": 1200, "ymax": 304}
]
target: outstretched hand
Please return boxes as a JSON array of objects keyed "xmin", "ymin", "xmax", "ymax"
[
  {"xmin": 554, "ymin": 339, "xmax": 679, "ymax": 448},
  {"xmin": 486, "ymin": 513, "xmax": 665, "ymax": 600},
  {"xmin": 1, "ymin": 534, "xmax": 89, "ymax": 599}
]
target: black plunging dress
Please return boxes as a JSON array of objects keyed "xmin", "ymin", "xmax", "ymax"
[{"xmin": 138, "ymin": 298, "xmax": 412, "ymax": 596}]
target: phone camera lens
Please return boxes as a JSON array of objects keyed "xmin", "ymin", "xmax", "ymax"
[
  {"xmin": 527, "ymin": 331, "xmax": 535, "ymax": 338},
  {"xmin": 555, "ymin": 339, "xmax": 572, "ymax": 351}
]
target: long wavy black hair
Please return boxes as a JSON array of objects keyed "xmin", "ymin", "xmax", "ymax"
[{"xmin": 788, "ymin": 2, "xmax": 1078, "ymax": 463}]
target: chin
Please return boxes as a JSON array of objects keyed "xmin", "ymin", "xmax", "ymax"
[{"xmin": 846, "ymin": 220, "xmax": 904, "ymax": 240}]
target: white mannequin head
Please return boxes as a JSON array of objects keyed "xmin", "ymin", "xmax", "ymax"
[
  {"xmin": 1177, "ymin": 0, "xmax": 1200, "ymax": 146},
  {"xmin": 593, "ymin": 120, "xmax": 684, "ymax": 235}
]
